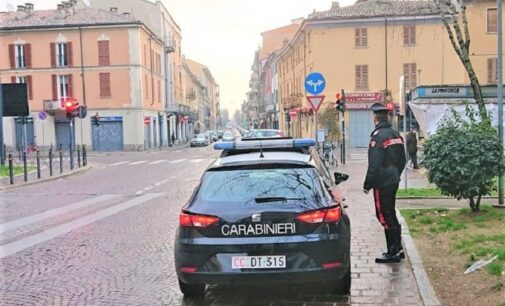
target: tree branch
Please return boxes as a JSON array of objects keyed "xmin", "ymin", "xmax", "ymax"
[{"xmin": 461, "ymin": 5, "xmax": 471, "ymax": 50}]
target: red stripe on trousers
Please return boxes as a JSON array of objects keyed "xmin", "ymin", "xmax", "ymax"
[{"xmin": 374, "ymin": 189, "xmax": 389, "ymax": 229}]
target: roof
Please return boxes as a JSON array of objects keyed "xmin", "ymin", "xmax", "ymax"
[
  {"xmin": 308, "ymin": 0, "xmax": 438, "ymax": 21},
  {"xmin": 214, "ymin": 152, "xmax": 312, "ymax": 167},
  {"xmin": 0, "ymin": 7, "xmax": 140, "ymax": 30}
]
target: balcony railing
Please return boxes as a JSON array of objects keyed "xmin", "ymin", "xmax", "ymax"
[{"xmin": 164, "ymin": 37, "xmax": 177, "ymax": 53}]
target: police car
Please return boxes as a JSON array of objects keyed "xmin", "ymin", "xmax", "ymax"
[{"xmin": 174, "ymin": 138, "xmax": 351, "ymax": 297}]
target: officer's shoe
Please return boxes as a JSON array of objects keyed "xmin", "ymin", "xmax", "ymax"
[
  {"xmin": 382, "ymin": 249, "xmax": 405, "ymax": 259},
  {"xmin": 375, "ymin": 252, "xmax": 401, "ymax": 264}
]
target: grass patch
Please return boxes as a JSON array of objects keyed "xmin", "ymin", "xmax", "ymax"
[
  {"xmin": 487, "ymin": 262, "xmax": 504, "ymax": 276},
  {"xmin": 0, "ymin": 165, "xmax": 26, "ymax": 177},
  {"xmin": 397, "ymin": 188, "xmax": 442, "ymax": 197}
]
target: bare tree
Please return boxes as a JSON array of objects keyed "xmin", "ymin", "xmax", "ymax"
[
  {"xmin": 435, "ymin": 0, "xmax": 490, "ymax": 122},
  {"xmin": 317, "ymin": 104, "xmax": 340, "ymax": 141}
]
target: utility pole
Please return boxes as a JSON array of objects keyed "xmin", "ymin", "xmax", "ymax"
[
  {"xmin": 497, "ymin": 0, "xmax": 505, "ymax": 207},
  {"xmin": 341, "ymin": 89, "xmax": 346, "ymax": 165}
]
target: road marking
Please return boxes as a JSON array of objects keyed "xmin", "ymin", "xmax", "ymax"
[
  {"xmin": 0, "ymin": 194, "xmax": 120, "ymax": 234},
  {"xmin": 169, "ymin": 176, "xmax": 176, "ymax": 180},
  {"xmin": 109, "ymin": 161, "xmax": 130, "ymax": 166},
  {"xmin": 148, "ymin": 160, "xmax": 167, "ymax": 165},
  {"xmin": 129, "ymin": 160, "xmax": 148, "ymax": 165},
  {"xmin": 168, "ymin": 159, "xmax": 186, "ymax": 164},
  {"xmin": 0, "ymin": 193, "xmax": 163, "ymax": 259},
  {"xmin": 190, "ymin": 159, "xmax": 204, "ymax": 163}
]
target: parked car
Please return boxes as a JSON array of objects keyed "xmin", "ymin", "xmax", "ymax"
[
  {"xmin": 174, "ymin": 138, "xmax": 351, "ymax": 297},
  {"xmin": 190, "ymin": 134, "xmax": 209, "ymax": 147},
  {"xmin": 248, "ymin": 129, "xmax": 284, "ymax": 138},
  {"xmin": 222, "ymin": 131, "xmax": 234, "ymax": 142},
  {"xmin": 206, "ymin": 131, "xmax": 217, "ymax": 143},
  {"xmin": 217, "ymin": 130, "xmax": 224, "ymax": 139}
]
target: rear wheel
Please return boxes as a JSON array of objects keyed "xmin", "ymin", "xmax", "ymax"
[
  {"xmin": 178, "ymin": 279, "xmax": 205, "ymax": 297},
  {"xmin": 329, "ymin": 266, "xmax": 351, "ymax": 294}
]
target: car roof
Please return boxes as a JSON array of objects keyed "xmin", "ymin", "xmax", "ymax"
[{"xmin": 211, "ymin": 151, "xmax": 313, "ymax": 168}]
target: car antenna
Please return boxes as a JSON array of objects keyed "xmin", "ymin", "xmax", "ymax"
[{"xmin": 259, "ymin": 141, "xmax": 264, "ymax": 158}]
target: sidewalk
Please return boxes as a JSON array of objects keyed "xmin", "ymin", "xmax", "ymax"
[{"xmin": 335, "ymin": 157, "xmax": 438, "ymax": 305}]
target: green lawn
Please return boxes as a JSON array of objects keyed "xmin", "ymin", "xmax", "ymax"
[
  {"xmin": 397, "ymin": 187, "xmax": 443, "ymax": 197},
  {"xmin": 0, "ymin": 165, "xmax": 26, "ymax": 177}
]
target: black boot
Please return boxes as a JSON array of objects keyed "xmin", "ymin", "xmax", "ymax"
[{"xmin": 376, "ymin": 229, "xmax": 401, "ymax": 263}]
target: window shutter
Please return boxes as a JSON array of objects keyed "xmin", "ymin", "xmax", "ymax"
[
  {"xmin": 98, "ymin": 41, "xmax": 110, "ymax": 66},
  {"xmin": 52, "ymin": 75, "xmax": 57, "ymax": 100},
  {"xmin": 68, "ymin": 74, "xmax": 73, "ymax": 97},
  {"xmin": 363, "ymin": 65, "xmax": 368, "ymax": 89},
  {"xmin": 355, "ymin": 65, "xmax": 361, "ymax": 89},
  {"xmin": 99, "ymin": 73, "xmax": 111, "ymax": 97},
  {"xmin": 362, "ymin": 29, "xmax": 367, "ymax": 47},
  {"xmin": 26, "ymin": 75, "xmax": 33, "ymax": 100},
  {"xmin": 11, "ymin": 76, "xmax": 16, "ymax": 83},
  {"xmin": 488, "ymin": 9, "xmax": 498, "ymax": 33},
  {"xmin": 9, "ymin": 44, "xmax": 15, "ymax": 68},
  {"xmin": 411, "ymin": 64, "xmax": 417, "ymax": 88},
  {"xmin": 50, "ymin": 43, "xmax": 56, "ymax": 67},
  {"xmin": 24, "ymin": 44, "xmax": 32, "ymax": 68},
  {"xmin": 355, "ymin": 29, "xmax": 360, "ymax": 46},
  {"xmin": 67, "ymin": 42, "xmax": 73, "ymax": 67},
  {"xmin": 411, "ymin": 26, "xmax": 416, "ymax": 45}
]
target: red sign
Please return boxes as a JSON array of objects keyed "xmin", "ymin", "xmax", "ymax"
[
  {"xmin": 144, "ymin": 116, "xmax": 151, "ymax": 125},
  {"xmin": 345, "ymin": 92, "xmax": 384, "ymax": 103},
  {"xmin": 289, "ymin": 108, "xmax": 298, "ymax": 117},
  {"xmin": 306, "ymin": 95, "xmax": 325, "ymax": 112}
]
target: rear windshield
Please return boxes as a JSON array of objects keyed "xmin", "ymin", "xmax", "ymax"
[{"xmin": 196, "ymin": 166, "xmax": 330, "ymax": 205}]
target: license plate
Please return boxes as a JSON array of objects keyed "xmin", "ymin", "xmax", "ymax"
[{"xmin": 231, "ymin": 255, "xmax": 286, "ymax": 269}]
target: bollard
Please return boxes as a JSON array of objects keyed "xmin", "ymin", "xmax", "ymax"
[
  {"xmin": 18, "ymin": 145, "xmax": 21, "ymax": 161},
  {"xmin": 82, "ymin": 145, "xmax": 87, "ymax": 166},
  {"xmin": 36, "ymin": 150, "xmax": 41, "ymax": 179},
  {"xmin": 49, "ymin": 148, "xmax": 53, "ymax": 176},
  {"xmin": 8, "ymin": 154, "xmax": 14, "ymax": 185},
  {"xmin": 77, "ymin": 145, "xmax": 81, "ymax": 168},
  {"xmin": 23, "ymin": 151, "xmax": 27, "ymax": 182},
  {"xmin": 69, "ymin": 144, "xmax": 74, "ymax": 171},
  {"xmin": 59, "ymin": 149, "xmax": 63, "ymax": 174}
]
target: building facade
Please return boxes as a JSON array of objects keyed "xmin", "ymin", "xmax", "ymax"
[
  {"xmin": 0, "ymin": 1, "xmax": 166, "ymax": 151},
  {"xmin": 277, "ymin": 0, "xmax": 504, "ymax": 147}
]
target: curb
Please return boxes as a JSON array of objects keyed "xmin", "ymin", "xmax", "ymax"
[
  {"xmin": 397, "ymin": 209, "xmax": 441, "ymax": 306},
  {"xmin": 0, "ymin": 165, "xmax": 92, "ymax": 191}
]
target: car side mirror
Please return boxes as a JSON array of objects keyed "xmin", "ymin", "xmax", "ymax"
[{"xmin": 334, "ymin": 172, "xmax": 349, "ymax": 185}]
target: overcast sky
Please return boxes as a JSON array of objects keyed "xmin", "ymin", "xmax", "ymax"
[{"xmin": 1, "ymin": 0, "xmax": 356, "ymax": 114}]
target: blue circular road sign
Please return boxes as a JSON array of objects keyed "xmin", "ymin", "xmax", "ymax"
[
  {"xmin": 304, "ymin": 72, "xmax": 326, "ymax": 95},
  {"xmin": 38, "ymin": 111, "xmax": 47, "ymax": 120}
]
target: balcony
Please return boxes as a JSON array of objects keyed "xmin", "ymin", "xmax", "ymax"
[
  {"xmin": 164, "ymin": 37, "xmax": 177, "ymax": 53},
  {"xmin": 186, "ymin": 88, "xmax": 196, "ymax": 100}
]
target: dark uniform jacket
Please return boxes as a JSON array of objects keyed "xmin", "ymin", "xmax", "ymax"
[
  {"xmin": 406, "ymin": 131, "xmax": 418, "ymax": 154},
  {"xmin": 364, "ymin": 121, "xmax": 407, "ymax": 191}
]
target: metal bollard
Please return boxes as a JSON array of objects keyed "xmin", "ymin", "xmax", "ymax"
[
  {"xmin": 36, "ymin": 150, "xmax": 41, "ymax": 179},
  {"xmin": 49, "ymin": 148, "xmax": 53, "ymax": 176},
  {"xmin": 69, "ymin": 144, "xmax": 74, "ymax": 171},
  {"xmin": 82, "ymin": 145, "xmax": 87, "ymax": 166},
  {"xmin": 23, "ymin": 152, "xmax": 27, "ymax": 182},
  {"xmin": 8, "ymin": 154, "xmax": 14, "ymax": 185},
  {"xmin": 77, "ymin": 145, "xmax": 81, "ymax": 168},
  {"xmin": 59, "ymin": 150, "xmax": 63, "ymax": 174}
]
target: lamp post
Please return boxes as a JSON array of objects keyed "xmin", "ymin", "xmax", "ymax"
[{"xmin": 496, "ymin": 0, "xmax": 505, "ymax": 208}]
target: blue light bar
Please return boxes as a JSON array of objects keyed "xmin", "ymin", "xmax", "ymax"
[{"xmin": 213, "ymin": 138, "xmax": 315, "ymax": 151}]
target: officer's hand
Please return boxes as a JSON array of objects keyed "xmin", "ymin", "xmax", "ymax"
[{"xmin": 363, "ymin": 188, "xmax": 369, "ymax": 194}]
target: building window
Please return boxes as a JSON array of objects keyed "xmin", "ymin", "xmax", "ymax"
[
  {"xmin": 488, "ymin": 58, "xmax": 498, "ymax": 84},
  {"xmin": 98, "ymin": 40, "xmax": 110, "ymax": 66},
  {"xmin": 488, "ymin": 8, "xmax": 498, "ymax": 33},
  {"xmin": 57, "ymin": 75, "xmax": 69, "ymax": 99},
  {"xmin": 16, "ymin": 76, "xmax": 26, "ymax": 84},
  {"xmin": 144, "ymin": 74, "xmax": 149, "ymax": 99},
  {"xmin": 158, "ymin": 79, "xmax": 161, "ymax": 102},
  {"xmin": 355, "ymin": 65, "xmax": 368, "ymax": 90},
  {"xmin": 355, "ymin": 28, "xmax": 368, "ymax": 47},
  {"xmin": 403, "ymin": 25, "xmax": 416, "ymax": 46},
  {"xmin": 56, "ymin": 43, "xmax": 68, "ymax": 67},
  {"xmin": 15, "ymin": 44, "xmax": 26, "ymax": 68},
  {"xmin": 403, "ymin": 63, "xmax": 417, "ymax": 90},
  {"xmin": 99, "ymin": 73, "xmax": 111, "ymax": 97}
]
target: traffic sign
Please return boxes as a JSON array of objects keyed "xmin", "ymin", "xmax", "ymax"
[
  {"xmin": 306, "ymin": 95, "xmax": 325, "ymax": 112},
  {"xmin": 38, "ymin": 111, "xmax": 47, "ymax": 120},
  {"xmin": 304, "ymin": 72, "xmax": 326, "ymax": 95},
  {"xmin": 144, "ymin": 116, "xmax": 151, "ymax": 125},
  {"xmin": 289, "ymin": 108, "xmax": 298, "ymax": 117}
]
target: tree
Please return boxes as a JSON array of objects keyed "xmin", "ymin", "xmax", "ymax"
[
  {"xmin": 423, "ymin": 106, "xmax": 505, "ymax": 211},
  {"xmin": 233, "ymin": 110, "xmax": 241, "ymax": 126},
  {"xmin": 434, "ymin": 0, "xmax": 489, "ymax": 123},
  {"xmin": 317, "ymin": 104, "xmax": 340, "ymax": 141}
]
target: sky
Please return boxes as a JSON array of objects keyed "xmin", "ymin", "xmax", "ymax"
[{"xmin": 1, "ymin": 0, "xmax": 356, "ymax": 114}]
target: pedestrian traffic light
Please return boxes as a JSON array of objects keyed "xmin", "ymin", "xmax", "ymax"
[
  {"xmin": 92, "ymin": 113, "xmax": 100, "ymax": 126},
  {"xmin": 64, "ymin": 98, "xmax": 79, "ymax": 119},
  {"xmin": 386, "ymin": 102, "xmax": 395, "ymax": 113},
  {"xmin": 335, "ymin": 93, "xmax": 345, "ymax": 113}
]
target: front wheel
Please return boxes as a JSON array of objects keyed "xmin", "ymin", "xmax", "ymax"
[{"xmin": 178, "ymin": 279, "xmax": 205, "ymax": 297}]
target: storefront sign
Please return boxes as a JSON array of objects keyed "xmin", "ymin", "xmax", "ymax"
[{"xmin": 346, "ymin": 92, "xmax": 384, "ymax": 103}]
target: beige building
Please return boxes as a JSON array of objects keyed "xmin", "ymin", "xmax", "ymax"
[
  {"xmin": 278, "ymin": 0, "xmax": 503, "ymax": 147},
  {"xmin": 0, "ymin": 1, "xmax": 167, "ymax": 151}
]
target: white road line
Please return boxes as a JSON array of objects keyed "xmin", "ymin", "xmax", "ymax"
[
  {"xmin": 169, "ymin": 176, "xmax": 176, "ymax": 180},
  {"xmin": 190, "ymin": 159, "xmax": 204, "ymax": 163},
  {"xmin": 168, "ymin": 159, "xmax": 186, "ymax": 164},
  {"xmin": 148, "ymin": 160, "xmax": 167, "ymax": 165},
  {"xmin": 129, "ymin": 160, "xmax": 148, "ymax": 165},
  {"xmin": 109, "ymin": 161, "xmax": 131, "ymax": 166},
  {"xmin": 0, "ymin": 194, "xmax": 120, "ymax": 234},
  {"xmin": 0, "ymin": 193, "xmax": 163, "ymax": 259}
]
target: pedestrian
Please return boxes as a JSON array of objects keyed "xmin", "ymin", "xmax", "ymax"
[
  {"xmin": 171, "ymin": 133, "xmax": 176, "ymax": 144},
  {"xmin": 406, "ymin": 130, "xmax": 419, "ymax": 169},
  {"xmin": 363, "ymin": 103, "xmax": 407, "ymax": 263}
]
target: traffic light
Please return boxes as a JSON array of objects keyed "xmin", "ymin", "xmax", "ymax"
[
  {"xmin": 64, "ymin": 98, "xmax": 79, "ymax": 119},
  {"xmin": 91, "ymin": 113, "xmax": 100, "ymax": 126},
  {"xmin": 78, "ymin": 105, "xmax": 88, "ymax": 119},
  {"xmin": 335, "ymin": 93, "xmax": 345, "ymax": 113}
]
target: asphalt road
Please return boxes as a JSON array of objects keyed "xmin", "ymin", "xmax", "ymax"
[{"xmin": 0, "ymin": 144, "xmax": 424, "ymax": 306}]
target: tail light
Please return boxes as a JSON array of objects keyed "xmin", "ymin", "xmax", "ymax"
[
  {"xmin": 277, "ymin": 131, "xmax": 285, "ymax": 137},
  {"xmin": 179, "ymin": 212, "xmax": 219, "ymax": 228},
  {"xmin": 296, "ymin": 207, "xmax": 341, "ymax": 224}
]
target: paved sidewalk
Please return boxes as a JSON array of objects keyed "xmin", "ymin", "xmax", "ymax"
[{"xmin": 336, "ymin": 158, "xmax": 430, "ymax": 305}]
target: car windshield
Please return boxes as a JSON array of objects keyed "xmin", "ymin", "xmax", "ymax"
[
  {"xmin": 196, "ymin": 134, "xmax": 206, "ymax": 139},
  {"xmin": 223, "ymin": 132, "xmax": 232, "ymax": 137},
  {"xmin": 197, "ymin": 167, "xmax": 330, "ymax": 206}
]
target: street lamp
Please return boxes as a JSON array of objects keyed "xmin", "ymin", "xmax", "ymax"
[{"xmin": 497, "ymin": 0, "xmax": 505, "ymax": 208}]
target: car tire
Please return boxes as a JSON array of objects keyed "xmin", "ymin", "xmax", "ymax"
[
  {"xmin": 329, "ymin": 265, "xmax": 351, "ymax": 294},
  {"xmin": 178, "ymin": 279, "xmax": 205, "ymax": 297}
]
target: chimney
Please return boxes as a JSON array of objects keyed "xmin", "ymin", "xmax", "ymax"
[
  {"xmin": 123, "ymin": 12, "xmax": 131, "ymax": 17},
  {"xmin": 62, "ymin": 1, "xmax": 75, "ymax": 15},
  {"xmin": 24, "ymin": 3, "xmax": 34, "ymax": 15},
  {"xmin": 16, "ymin": 5, "xmax": 28, "ymax": 19},
  {"xmin": 331, "ymin": 2, "xmax": 340, "ymax": 9},
  {"xmin": 110, "ymin": 7, "xmax": 118, "ymax": 13},
  {"xmin": 17, "ymin": 5, "xmax": 25, "ymax": 12},
  {"xmin": 57, "ymin": 3, "xmax": 65, "ymax": 17}
]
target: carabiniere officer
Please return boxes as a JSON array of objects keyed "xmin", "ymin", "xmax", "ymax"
[{"xmin": 363, "ymin": 102, "xmax": 407, "ymax": 263}]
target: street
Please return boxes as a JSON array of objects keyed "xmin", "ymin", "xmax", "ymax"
[{"xmin": 0, "ymin": 147, "xmax": 425, "ymax": 306}]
